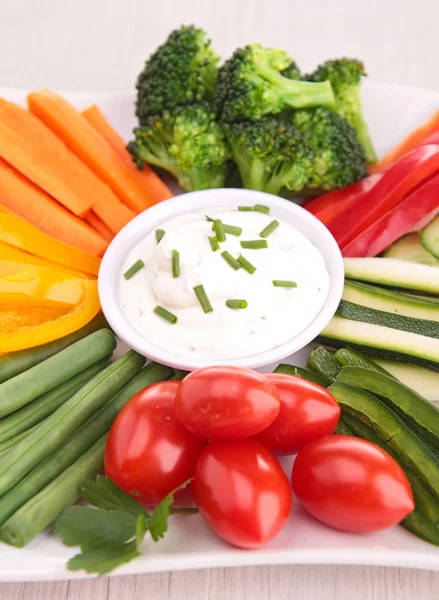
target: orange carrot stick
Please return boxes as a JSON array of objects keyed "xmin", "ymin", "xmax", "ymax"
[
  {"xmin": 0, "ymin": 158, "xmax": 107, "ymax": 257},
  {"xmin": 369, "ymin": 109, "xmax": 439, "ymax": 174},
  {"xmin": 0, "ymin": 101, "xmax": 136, "ymax": 233},
  {"xmin": 28, "ymin": 90, "xmax": 158, "ymax": 212},
  {"xmin": 82, "ymin": 104, "xmax": 173, "ymax": 203},
  {"xmin": 84, "ymin": 211, "xmax": 114, "ymax": 242}
]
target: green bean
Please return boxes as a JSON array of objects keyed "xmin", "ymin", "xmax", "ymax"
[
  {"xmin": 0, "ymin": 328, "xmax": 116, "ymax": 418},
  {"xmin": 0, "ymin": 436, "xmax": 107, "ymax": 547},
  {"xmin": 0, "ymin": 314, "xmax": 107, "ymax": 384},
  {"xmin": 0, "ymin": 360, "xmax": 107, "ymax": 444},
  {"xmin": 0, "ymin": 350, "xmax": 144, "ymax": 497}
]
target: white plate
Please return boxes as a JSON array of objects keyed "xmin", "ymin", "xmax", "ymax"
[{"xmin": 1, "ymin": 83, "xmax": 439, "ymax": 581}]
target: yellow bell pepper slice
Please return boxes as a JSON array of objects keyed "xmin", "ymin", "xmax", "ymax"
[
  {"xmin": 0, "ymin": 279, "xmax": 100, "ymax": 353},
  {"xmin": 0, "ymin": 267, "xmax": 89, "ymax": 308},
  {"xmin": 0, "ymin": 212, "xmax": 101, "ymax": 276},
  {"xmin": 0, "ymin": 242, "xmax": 90, "ymax": 278}
]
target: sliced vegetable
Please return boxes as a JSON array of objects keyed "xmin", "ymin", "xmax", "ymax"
[
  {"xmin": 342, "ymin": 173, "xmax": 439, "ymax": 257},
  {"xmin": 273, "ymin": 364, "xmax": 331, "ymax": 387},
  {"xmin": 328, "ymin": 382, "xmax": 439, "ymax": 502},
  {"xmin": 0, "ymin": 361, "xmax": 173, "ymax": 529},
  {"xmin": 83, "ymin": 212, "xmax": 114, "ymax": 242},
  {"xmin": 307, "ymin": 346, "xmax": 341, "ymax": 382},
  {"xmin": 334, "ymin": 347, "xmax": 395, "ymax": 377},
  {"xmin": 319, "ymin": 316, "xmax": 439, "ymax": 370},
  {"xmin": 28, "ymin": 91, "xmax": 156, "ymax": 212},
  {"xmin": 0, "ymin": 313, "xmax": 106, "ymax": 384},
  {"xmin": 335, "ymin": 366, "xmax": 439, "ymax": 456},
  {"xmin": 369, "ymin": 110, "xmax": 439, "ymax": 174},
  {"xmin": 82, "ymin": 104, "xmax": 173, "ymax": 202},
  {"xmin": 0, "ymin": 435, "xmax": 106, "ymax": 547},
  {"xmin": 0, "ymin": 101, "xmax": 135, "ymax": 233},
  {"xmin": 420, "ymin": 214, "xmax": 439, "ymax": 259},
  {"xmin": 0, "ymin": 349, "xmax": 144, "ymax": 497},
  {"xmin": 0, "ymin": 161, "xmax": 107, "ymax": 257},
  {"xmin": 329, "ymin": 145, "xmax": 439, "ymax": 247},
  {"xmin": 0, "ymin": 211, "xmax": 102, "ymax": 275},
  {"xmin": 373, "ymin": 360, "xmax": 439, "ymax": 403},
  {"xmin": 0, "ymin": 360, "xmax": 107, "ymax": 444},
  {"xmin": 0, "ymin": 329, "xmax": 116, "ymax": 417},
  {"xmin": 382, "ymin": 233, "xmax": 439, "ymax": 266},
  {"xmin": 343, "ymin": 257, "xmax": 439, "ymax": 295}
]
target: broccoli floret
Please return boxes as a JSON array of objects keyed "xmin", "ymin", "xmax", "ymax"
[
  {"xmin": 216, "ymin": 45, "xmax": 335, "ymax": 122},
  {"xmin": 307, "ymin": 58, "xmax": 377, "ymax": 164},
  {"xmin": 223, "ymin": 115, "xmax": 314, "ymax": 196},
  {"xmin": 291, "ymin": 107, "xmax": 368, "ymax": 192},
  {"xmin": 281, "ymin": 60, "xmax": 302, "ymax": 81},
  {"xmin": 128, "ymin": 103, "xmax": 230, "ymax": 192},
  {"xmin": 136, "ymin": 25, "xmax": 219, "ymax": 124}
]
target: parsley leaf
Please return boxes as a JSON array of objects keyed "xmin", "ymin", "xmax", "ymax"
[{"xmin": 55, "ymin": 476, "xmax": 194, "ymax": 576}]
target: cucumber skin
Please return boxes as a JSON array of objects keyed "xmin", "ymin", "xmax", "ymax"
[
  {"xmin": 0, "ymin": 361, "xmax": 173, "ymax": 530},
  {"xmin": 273, "ymin": 364, "xmax": 330, "ymax": 387},
  {"xmin": 335, "ymin": 348, "xmax": 396, "ymax": 378},
  {"xmin": 0, "ymin": 314, "xmax": 107, "ymax": 384},
  {"xmin": 307, "ymin": 347, "xmax": 341, "ymax": 383},
  {"xmin": 336, "ymin": 366, "xmax": 439, "ymax": 458},
  {"xmin": 316, "ymin": 335, "xmax": 439, "ymax": 372},
  {"xmin": 0, "ymin": 436, "xmax": 107, "ymax": 548},
  {"xmin": 0, "ymin": 328, "xmax": 117, "ymax": 418},
  {"xmin": 337, "ymin": 300, "xmax": 439, "ymax": 339},
  {"xmin": 0, "ymin": 350, "xmax": 145, "ymax": 498},
  {"xmin": 0, "ymin": 360, "xmax": 107, "ymax": 445},
  {"xmin": 339, "ymin": 412, "xmax": 439, "ymax": 546}
]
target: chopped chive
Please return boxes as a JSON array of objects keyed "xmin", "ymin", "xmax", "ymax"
[
  {"xmin": 205, "ymin": 215, "xmax": 215, "ymax": 222},
  {"xmin": 214, "ymin": 219, "xmax": 226, "ymax": 243},
  {"xmin": 211, "ymin": 223, "xmax": 243, "ymax": 236},
  {"xmin": 240, "ymin": 240, "xmax": 268, "ymax": 249},
  {"xmin": 209, "ymin": 236, "xmax": 220, "ymax": 252},
  {"xmin": 155, "ymin": 229, "xmax": 165, "ymax": 243},
  {"xmin": 221, "ymin": 251, "xmax": 241, "ymax": 271},
  {"xmin": 226, "ymin": 299, "xmax": 248, "ymax": 309},
  {"xmin": 193, "ymin": 285, "xmax": 213, "ymax": 313},
  {"xmin": 238, "ymin": 206, "xmax": 253, "ymax": 212},
  {"xmin": 253, "ymin": 204, "xmax": 270, "ymax": 214},
  {"xmin": 260, "ymin": 220, "xmax": 279, "ymax": 238},
  {"xmin": 237, "ymin": 254, "xmax": 257, "ymax": 274},
  {"xmin": 154, "ymin": 306, "xmax": 178, "ymax": 324},
  {"xmin": 172, "ymin": 249, "xmax": 180, "ymax": 278},
  {"xmin": 273, "ymin": 280, "xmax": 298, "ymax": 288},
  {"xmin": 123, "ymin": 259, "xmax": 144, "ymax": 280}
]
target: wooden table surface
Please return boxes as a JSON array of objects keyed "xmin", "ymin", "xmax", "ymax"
[{"xmin": 1, "ymin": 0, "xmax": 439, "ymax": 597}]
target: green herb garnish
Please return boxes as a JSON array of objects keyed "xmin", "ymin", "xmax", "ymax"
[
  {"xmin": 240, "ymin": 240, "xmax": 268, "ymax": 249},
  {"xmin": 123, "ymin": 260, "xmax": 145, "ymax": 280},
  {"xmin": 155, "ymin": 229, "xmax": 165, "ymax": 243},
  {"xmin": 209, "ymin": 236, "xmax": 220, "ymax": 252},
  {"xmin": 212, "ymin": 223, "xmax": 242, "ymax": 236},
  {"xmin": 226, "ymin": 299, "xmax": 248, "ymax": 309},
  {"xmin": 213, "ymin": 219, "xmax": 226, "ymax": 243},
  {"xmin": 193, "ymin": 285, "xmax": 213, "ymax": 313},
  {"xmin": 272, "ymin": 280, "xmax": 297, "ymax": 288},
  {"xmin": 237, "ymin": 254, "xmax": 257, "ymax": 274},
  {"xmin": 154, "ymin": 306, "xmax": 178, "ymax": 324},
  {"xmin": 260, "ymin": 220, "xmax": 279, "ymax": 238},
  {"xmin": 54, "ymin": 476, "xmax": 195, "ymax": 576},
  {"xmin": 238, "ymin": 206, "xmax": 253, "ymax": 212},
  {"xmin": 221, "ymin": 251, "xmax": 241, "ymax": 271},
  {"xmin": 205, "ymin": 215, "xmax": 215, "ymax": 222},
  {"xmin": 253, "ymin": 204, "xmax": 270, "ymax": 214},
  {"xmin": 172, "ymin": 249, "xmax": 180, "ymax": 278}
]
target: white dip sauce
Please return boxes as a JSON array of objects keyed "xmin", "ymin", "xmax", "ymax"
[{"xmin": 119, "ymin": 207, "xmax": 329, "ymax": 360}]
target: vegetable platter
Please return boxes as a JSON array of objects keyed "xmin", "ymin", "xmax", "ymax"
[{"xmin": 0, "ymin": 78, "xmax": 438, "ymax": 581}]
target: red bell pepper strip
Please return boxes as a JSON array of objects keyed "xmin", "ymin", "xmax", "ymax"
[
  {"xmin": 305, "ymin": 174, "xmax": 381, "ymax": 226},
  {"xmin": 328, "ymin": 144, "xmax": 439, "ymax": 248},
  {"xmin": 342, "ymin": 172, "xmax": 439, "ymax": 257}
]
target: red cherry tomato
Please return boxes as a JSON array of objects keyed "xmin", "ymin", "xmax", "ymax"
[
  {"xmin": 104, "ymin": 381, "xmax": 205, "ymax": 506},
  {"xmin": 193, "ymin": 439, "xmax": 292, "ymax": 548},
  {"xmin": 175, "ymin": 366, "xmax": 280, "ymax": 441},
  {"xmin": 255, "ymin": 374, "xmax": 341, "ymax": 454},
  {"xmin": 292, "ymin": 435, "xmax": 414, "ymax": 533}
]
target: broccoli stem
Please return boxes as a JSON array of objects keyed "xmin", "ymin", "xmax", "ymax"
[{"xmin": 351, "ymin": 112, "xmax": 378, "ymax": 164}]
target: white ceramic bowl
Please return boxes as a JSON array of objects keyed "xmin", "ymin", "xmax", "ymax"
[{"xmin": 99, "ymin": 188, "xmax": 344, "ymax": 371}]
